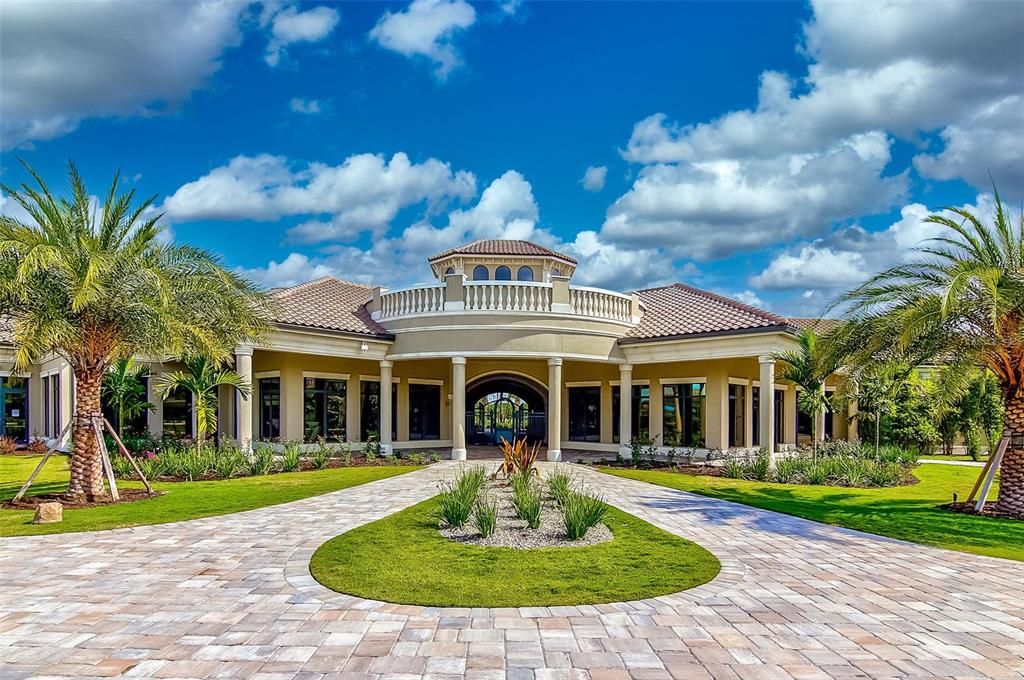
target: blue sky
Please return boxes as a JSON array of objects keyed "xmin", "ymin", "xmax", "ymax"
[{"xmin": 2, "ymin": 0, "xmax": 1021, "ymax": 316}]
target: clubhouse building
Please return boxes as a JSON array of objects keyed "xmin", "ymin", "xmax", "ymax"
[{"xmin": 0, "ymin": 240, "xmax": 856, "ymax": 459}]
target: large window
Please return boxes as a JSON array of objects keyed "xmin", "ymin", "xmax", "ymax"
[
  {"xmin": 304, "ymin": 377, "xmax": 346, "ymax": 442},
  {"xmin": 568, "ymin": 386, "xmax": 601, "ymax": 442},
  {"xmin": 517, "ymin": 266, "xmax": 534, "ymax": 281},
  {"xmin": 472, "ymin": 265, "xmax": 489, "ymax": 280},
  {"xmin": 162, "ymin": 385, "xmax": 192, "ymax": 438},
  {"xmin": 0, "ymin": 376, "xmax": 28, "ymax": 442},
  {"xmin": 612, "ymin": 384, "xmax": 650, "ymax": 443},
  {"xmin": 774, "ymin": 388, "xmax": 785, "ymax": 445},
  {"xmin": 662, "ymin": 383, "xmax": 705, "ymax": 448},
  {"xmin": 360, "ymin": 380, "xmax": 398, "ymax": 441},
  {"xmin": 409, "ymin": 383, "xmax": 440, "ymax": 440},
  {"xmin": 728, "ymin": 384, "xmax": 745, "ymax": 447},
  {"xmin": 495, "ymin": 265, "xmax": 512, "ymax": 280},
  {"xmin": 824, "ymin": 390, "xmax": 834, "ymax": 440},
  {"xmin": 259, "ymin": 377, "xmax": 280, "ymax": 440}
]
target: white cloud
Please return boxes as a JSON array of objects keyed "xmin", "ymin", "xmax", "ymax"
[
  {"xmin": 730, "ymin": 290, "xmax": 765, "ymax": 308},
  {"xmin": 0, "ymin": 0, "xmax": 248, "ymax": 149},
  {"xmin": 581, "ymin": 166, "xmax": 607, "ymax": 192},
  {"xmin": 264, "ymin": 4, "xmax": 340, "ymax": 67},
  {"xmin": 289, "ymin": 98, "xmax": 322, "ymax": 114},
  {"xmin": 369, "ymin": 0, "xmax": 476, "ymax": 78},
  {"xmin": 751, "ymin": 195, "xmax": 994, "ymax": 292},
  {"xmin": 603, "ymin": 132, "xmax": 906, "ymax": 259},
  {"xmin": 161, "ymin": 152, "xmax": 477, "ymax": 243},
  {"xmin": 238, "ymin": 252, "xmax": 345, "ymax": 289}
]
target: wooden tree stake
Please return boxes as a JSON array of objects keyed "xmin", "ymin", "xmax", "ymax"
[
  {"xmin": 102, "ymin": 416, "xmax": 153, "ymax": 494},
  {"xmin": 12, "ymin": 421, "xmax": 72, "ymax": 503},
  {"xmin": 92, "ymin": 415, "xmax": 120, "ymax": 503},
  {"xmin": 973, "ymin": 435, "xmax": 1008, "ymax": 513}
]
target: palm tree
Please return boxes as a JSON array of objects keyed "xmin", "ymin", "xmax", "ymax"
[
  {"xmin": 838, "ymin": 191, "xmax": 1024, "ymax": 515},
  {"xmin": 102, "ymin": 357, "xmax": 154, "ymax": 436},
  {"xmin": 156, "ymin": 356, "xmax": 250, "ymax": 450},
  {"xmin": 773, "ymin": 328, "xmax": 838, "ymax": 456},
  {"xmin": 0, "ymin": 161, "xmax": 272, "ymax": 500}
]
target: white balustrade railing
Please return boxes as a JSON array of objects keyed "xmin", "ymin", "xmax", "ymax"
[
  {"xmin": 464, "ymin": 281, "xmax": 552, "ymax": 312},
  {"xmin": 569, "ymin": 286, "xmax": 634, "ymax": 322},
  {"xmin": 379, "ymin": 284, "xmax": 444, "ymax": 318},
  {"xmin": 376, "ymin": 281, "xmax": 637, "ymax": 323}
]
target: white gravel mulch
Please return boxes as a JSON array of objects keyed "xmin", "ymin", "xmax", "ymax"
[{"xmin": 439, "ymin": 478, "xmax": 612, "ymax": 549}]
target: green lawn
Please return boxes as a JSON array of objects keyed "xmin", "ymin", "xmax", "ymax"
[
  {"xmin": 0, "ymin": 454, "xmax": 418, "ymax": 537},
  {"xmin": 602, "ymin": 464, "xmax": 1023, "ymax": 562},
  {"xmin": 310, "ymin": 497, "xmax": 720, "ymax": 607},
  {"xmin": 920, "ymin": 454, "xmax": 988, "ymax": 462}
]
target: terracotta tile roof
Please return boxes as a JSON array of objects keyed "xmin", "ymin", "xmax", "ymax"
[
  {"xmin": 271, "ymin": 277, "xmax": 391, "ymax": 338},
  {"xmin": 622, "ymin": 283, "xmax": 789, "ymax": 343},
  {"xmin": 429, "ymin": 239, "xmax": 577, "ymax": 264},
  {"xmin": 786, "ymin": 317, "xmax": 845, "ymax": 336}
]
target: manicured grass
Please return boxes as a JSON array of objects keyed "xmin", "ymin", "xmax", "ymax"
[
  {"xmin": 0, "ymin": 454, "xmax": 418, "ymax": 537},
  {"xmin": 921, "ymin": 454, "xmax": 988, "ymax": 462},
  {"xmin": 310, "ymin": 496, "xmax": 720, "ymax": 607},
  {"xmin": 602, "ymin": 464, "xmax": 1024, "ymax": 562}
]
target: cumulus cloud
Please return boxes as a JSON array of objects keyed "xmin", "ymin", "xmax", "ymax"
[
  {"xmin": 604, "ymin": 132, "xmax": 906, "ymax": 259},
  {"xmin": 289, "ymin": 98, "xmax": 322, "ymax": 114},
  {"xmin": 581, "ymin": 166, "xmax": 607, "ymax": 192},
  {"xmin": 264, "ymin": 4, "xmax": 340, "ymax": 67},
  {"xmin": 162, "ymin": 152, "xmax": 477, "ymax": 243},
  {"xmin": 751, "ymin": 195, "xmax": 995, "ymax": 293},
  {"xmin": 0, "ymin": 0, "xmax": 247, "ymax": 149},
  {"xmin": 730, "ymin": 290, "xmax": 765, "ymax": 308},
  {"xmin": 369, "ymin": 0, "xmax": 476, "ymax": 78}
]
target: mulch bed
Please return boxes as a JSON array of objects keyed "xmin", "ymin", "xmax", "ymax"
[
  {"xmin": 944, "ymin": 501, "xmax": 1024, "ymax": 521},
  {"xmin": 3, "ymin": 489, "xmax": 164, "ymax": 510}
]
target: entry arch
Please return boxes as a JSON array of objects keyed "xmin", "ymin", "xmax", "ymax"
[{"xmin": 465, "ymin": 372, "xmax": 547, "ymax": 446}]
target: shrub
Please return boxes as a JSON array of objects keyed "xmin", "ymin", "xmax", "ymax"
[
  {"xmin": 281, "ymin": 444, "xmax": 302, "ymax": 472},
  {"xmin": 214, "ymin": 446, "xmax": 246, "ymax": 479},
  {"xmin": 309, "ymin": 442, "xmax": 331, "ymax": 470},
  {"xmin": 456, "ymin": 466, "xmax": 487, "ymax": 498},
  {"xmin": 508, "ymin": 469, "xmax": 533, "ymax": 497},
  {"xmin": 837, "ymin": 456, "xmax": 869, "ymax": 487},
  {"xmin": 0, "ymin": 436, "xmax": 17, "ymax": 455},
  {"xmin": 26, "ymin": 437, "xmax": 48, "ymax": 455},
  {"xmin": 747, "ymin": 451, "xmax": 773, "ymax": 481},
  {"xmin": 561, "ymin": 491, "xmax": 609, "ymax": 540},
  {"xmin": 363, "ymin": 433, "xmax": 382, "ymax": 461},
  {"xmin": 546, "ymin": 469, "xmax": 573, "ymax": 506},
  {"xmin": 773, "ymin": 456, "xmax": 805, "ymax": 483},
  {"xmin": 512, "ymin": 482, "xmax": 543, "ymax": 529},
  {"xmin": 629, "ymin": 435, "xmax": 658, "ymax": 469},
  {"xmin": 177, "ymin": 447, "xmax": 213, "ymax": 481},
  {"xmin": 437, "ymin": 466, "xmax": 487, "ymax": 529},
  {"xmin": 406, "ymin": 452, "xmax": 425, "ymax": 465},
  {"xmin": 339, "ymin": 443, "xmax": 352, "ymax": 466},
  {"xmin": 803, "ymin": 460, "xmax": 829, "ymax": 485},
  {"xmin": 247, "ymin": 448, "xmax": 275, "ymax": 476},
  {"xmin": 430, "ymin": 452, "xmax": 441, "ymax": 463},
  {"xmin": 111, "ymin": 453, "xmax": 135, "ymax": 478},
  {"xmin": 868, "ymin": 461, "xmax": 905, "ymax": 487},
  {"xmin": 722, "ymin": 457, "xmax": 746, "ymax": 479},
  {"xmin": 474, "ymin": 495, "xmax": 498, "ymax": 537}
]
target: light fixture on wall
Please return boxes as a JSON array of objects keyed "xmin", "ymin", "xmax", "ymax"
[{"xmin": 360, "ymin": 342, "xmax": 369, "ymax": 353}]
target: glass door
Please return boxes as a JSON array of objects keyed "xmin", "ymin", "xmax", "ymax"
[{"xmin": 1, "ymin": 377, "xmax": 29, "ymax": 443}]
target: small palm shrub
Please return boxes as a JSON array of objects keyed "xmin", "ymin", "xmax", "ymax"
[
  {"xmin": 281, "ymin": 444, "xmax": 302, "ymax": 472},
  {"xmin": 309, "ymin": 442, "xmax": 331, "ymax": 470},
  {"xmin": 512, "ymin": 482, "xmax": 543, "ymax": 529},
  {"xmin": 214, "ymin": 446, "xmax": 246, "ymax": 479},
  {"xmin": 406, "ymin": 452, "xmax": 425, "ymax": 465},
  {"xmin": 546, "ymin": 469, "xmax": 573, "ymax": 506},
  {"xmin": 474, "ymin": 494, "xmax": 498, "ymax": 537},
  {"xmin": 508, "ymin": 469, "xmax": 533, "ymax": 497},
  {"xmin": 722, "ymin": 457, "xmax": 746, "ymax": 479},
  {"xmin": 0, "ymin": 436, "xmax": 17, "ymax": 455},
  {"xmin": 803, "ymin": 460, "xmax": 829, "ymax": 486},
  {"xmin": 111, "ymin": 453, "xmax": 135, "ymax": 478},
  {"xmin": 27, "ymin": 438, "xmax": 48, "ymax": 455},
  {"xmin": 178, "ymin": 447, "xmax": 214, "ymax": 481},
  {"xmin": 339, "ymin": 443, "xmax": 352, "ymax": 466},
  {"xmin": 748, "ymin": 451, "xmax": 773, "ymax": 481},
  {"xmin": 561, "ymin": 491, "xmax": 609, "ymax": 540},
  {"xmin": 837, "ymin": 456, "xmax": 869, "ymax": 487},
  {"xmin": 868, "ymin": 461, "xmax": 905, "ymax": 487},
  {"xmin": 456, "ymin": 466, "xmax": 487, "ymax": 498},
  {"xmin": 247, "ymin": 448, "xmax": 275, "ymax": 476}
]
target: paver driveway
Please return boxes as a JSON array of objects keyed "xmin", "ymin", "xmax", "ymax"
[{"xmin": 1, "ymin": 462, "xmax": 1022, "ymax": 680}]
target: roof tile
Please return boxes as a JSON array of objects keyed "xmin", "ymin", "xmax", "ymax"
[
  {"xmin": 429, "ymin": 239, "xmax": 577, "ymax": 264},
  {"xmin": 271, "ymin": 277, "xmax": 390, "ymax": 337},
  {"xmin": 623, "ymin": 283, "xmax": 788, "ymax": 342}
]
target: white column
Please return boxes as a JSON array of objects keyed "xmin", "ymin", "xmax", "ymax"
[
  {"xmin": 380, "ymin": 360, "xmax": 393, "ymax": 454},
  {"xmin": 235, "ymin": 347, "xmax": 253, "ymax": 451},
  {"xmin": 847, "ymin": 398, "xmax": 859, "ymax": 443},
  {"xmin": 758, "ymin": 356, "xmax": 775, "ymax": 460},
  {"xmin": 619, "ymin": 364, "xmax": 633, "ymax": 458},
  {"xmin": 451, "ymin": 356, "xmax": 467, "ymax": 460},
  {"xmin": 547, "ymin": 358, "xmax": 563, "ymax": 462},
  {"xmin": 815, "ymin": 385, "xmax": 827, "ymax": 443}
]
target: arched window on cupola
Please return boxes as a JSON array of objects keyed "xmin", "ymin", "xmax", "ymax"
[
  {"xmin": 473, "ymin": 265, "xmax": 489, "ymax": 280},
  {"xmin": 495, "ymin": 265, "xmax": 512, "ymax": 281}
]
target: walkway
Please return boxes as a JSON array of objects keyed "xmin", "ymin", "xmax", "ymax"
[{"xmin": 0, "ymin": 463, "xmax": 1021, "ymax": 680}]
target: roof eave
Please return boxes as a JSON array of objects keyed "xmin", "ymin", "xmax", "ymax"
[
  {"xmin": 618, "ymin": 324, "xmax": 794, "ymax": 346},
  {"xmin": 273, "ymin": 322, "xmax": 396, "ymax": 342}
]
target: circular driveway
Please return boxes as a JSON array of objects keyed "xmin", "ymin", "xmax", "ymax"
[{"xmin": 0, "ymin": 463, "xmax": 1021, "ymax": 679}]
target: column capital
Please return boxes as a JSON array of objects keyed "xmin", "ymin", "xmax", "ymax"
[
  {"xmin": 451, "ymin": 356, "xmax": 467, "ymax": 366},
  {"xmin": 547, "ymin": 357, "xmax": 563, "ymax": 367},
  {"xmin": 235, "ymin": 345, "xmax": 254, "ymax": 357},
  {"xmin": 379, "ymin": 360, "xmax": 394, "ymax": 369},
  {"xmin": 758, "ymin": 354, "xmax": 776, "ymax": 365},
  {"xmin": 619, "ymin": 363, "xmax": 633, "ymax": 373}
]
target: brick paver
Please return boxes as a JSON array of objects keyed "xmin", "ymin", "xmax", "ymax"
[{"xmin": 1, "ymin": 462, "xmax": 1022, "ymax": 680}]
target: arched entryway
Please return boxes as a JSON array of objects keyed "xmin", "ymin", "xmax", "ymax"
[{"xmin": 465, "ymin": 374, "xmax": 546, "ymax": 446}]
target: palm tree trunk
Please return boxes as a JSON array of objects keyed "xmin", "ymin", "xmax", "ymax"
[
  {"xmin": 995, "ymin": 391, "xmax": 1024, "ymax": 516},
  {"xmin": 67, "ymin": 365, "xmax": 105, "ymax": 499}
]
